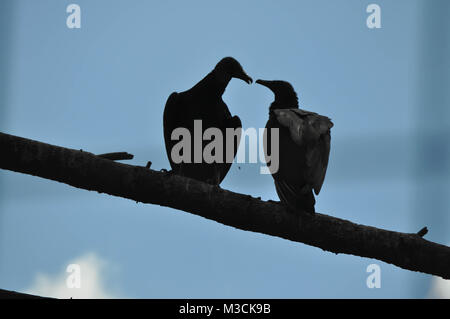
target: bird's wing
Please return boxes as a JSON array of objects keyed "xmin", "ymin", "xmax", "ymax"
[
  {"xmin": 220, "ymin": 97, "xmax": 233, "ymax": 119},
  {"xmin": 225, "ymin": 115, "xmax": 242, "ymax": 149},
  {"xmin": 163, "ymin": 92, "xmax": 181, "ymax": 169},
  {"xmin": 216, "ymin": 115, "xmax": 242, "ymax": 184},
  {"xmin": 272, "ymin": 109, "xmax": 306, "ymax": 145},
  {"xmin": 274, "ymin": 108, "xmax": 333, "ymax": 195},
  {"xmin": 309, "ymin": 127, "xmax": 331, "ymax": 195}
]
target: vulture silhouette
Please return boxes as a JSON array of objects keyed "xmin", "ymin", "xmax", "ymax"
[
  {"xmin": 256, "ymin": 79, "xmax": 333, "ymax": 214},
  {"xmin": 163, "ymin": 57, "xmax": 252, "ymax": 185}
]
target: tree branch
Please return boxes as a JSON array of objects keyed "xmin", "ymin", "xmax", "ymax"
[
  {"xmin": 1, "ymin": 131, "xmax": 450, "ymax": 279},
  {"xmin": 0, "ymin": 288, "xmax": 50, "ymax": 299}
]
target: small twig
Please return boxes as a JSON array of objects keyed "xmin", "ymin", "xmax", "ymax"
[
  {"xmin": 417, "ymin": 227, "xmax": 428, "ymax": 237},
  {"xmin": 97, "ymin": 152, "xmax": 134, "ymax": 161}
]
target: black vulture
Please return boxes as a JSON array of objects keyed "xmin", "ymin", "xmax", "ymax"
[
  {"xmin": 256, "ymin": 79, "xmax": 333, "ymax": 214},
  {"xmin": 163, "ymin": 57, "xmax": 252, "ymax": 185}
]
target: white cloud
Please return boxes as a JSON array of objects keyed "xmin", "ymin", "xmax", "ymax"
[
  {"xmin": 25, "ymin": 253, "xmax": 119, "ymax": 299},
  {"xmin": 428, "ymin": 276, "xmax": 450, "ymax": 299},
  {"xmin": 427, "ymin": 240, "xmax": 450, "ymax": 299}
]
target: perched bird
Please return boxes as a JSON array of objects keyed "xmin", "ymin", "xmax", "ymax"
[
  {"xmin": 256, "ymin": 79, "xmax": 333, "ymax": 214},
  {"xmin": 163, "ymin": 57, "xmax": 252, "ymax": 185}
]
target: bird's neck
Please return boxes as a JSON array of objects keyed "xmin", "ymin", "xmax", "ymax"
[
  {"xmin": 191, "ymin": 70, "xmax": 230, "ymax": 96},
  {"xmin": 269, "ymin": 100, "xmax": 299, "ymax": 112}
]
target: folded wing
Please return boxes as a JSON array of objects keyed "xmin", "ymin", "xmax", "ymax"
[{"xmin": 273, "ymin": 108, "xmax": 333, "ymax": 195}]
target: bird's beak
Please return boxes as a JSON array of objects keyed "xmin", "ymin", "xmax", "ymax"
[
  {"xmin": 255, "ymin": 79, "xmax": 272, "ymax": 88},
  {"xmin": 256, "ymin": 79, "xmax": 279, "ymax": 96},
  {"xmin": 235, "ymin": 72, "xmax": 253, "ymax": 84}
]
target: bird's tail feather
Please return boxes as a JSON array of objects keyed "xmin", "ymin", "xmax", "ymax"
[{"xmin": 275, "ymin": 180, "xmax": 315, "ymax": 215}]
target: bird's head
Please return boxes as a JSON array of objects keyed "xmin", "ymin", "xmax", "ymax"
[
  {"xmin": 214, "ymin": 57, "xmax": 253, "ymax": 84},
  {"xmin": 255, "ymin": 79, "xmax": 299, "ymax": 109}
]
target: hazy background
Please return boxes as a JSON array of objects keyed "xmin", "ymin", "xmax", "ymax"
[{"xmin": 0, "ymin": 0, "xmax": 449, "ymax": 298}]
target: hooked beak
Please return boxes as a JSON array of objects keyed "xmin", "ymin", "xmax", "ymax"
[
  {"xmin": 235, "ymin": 72, "xmax": 253, "ymax": 84},
  {"xmin": 255, "ymin": 79, "xmax": 272, "ymax": 88}
]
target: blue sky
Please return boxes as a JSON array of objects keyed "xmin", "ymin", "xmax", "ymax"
[{"xmin": 1, "ymin": 0, "xmax": 449, "ymax": 298}]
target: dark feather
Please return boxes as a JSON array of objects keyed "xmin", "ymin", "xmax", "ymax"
[
  {"xmin": 274, "ymin": 108, "xmax": 332, "ymax": 195},
  {"xmin": 162, "ymin": 58, "xmax": 250, "ymax": 185},
  {"xmin": 257, "ymin": 79, "xmax": 333, "ymax": 214}
]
